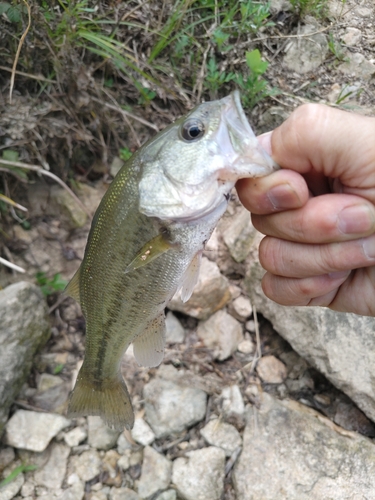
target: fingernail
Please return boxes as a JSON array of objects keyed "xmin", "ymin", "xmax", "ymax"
[
  {"xmin": 257, "ymin": 131, "xmax": 273, "ymax": 156},
  {"xmin": 267, "ymin": 183, "xmax": 300, "ymax": 210},
  {"xmin": 362, "ymin": 235, "xmax": 375, "ymax": 259},
  {"xmin": 337, "ymin": 205, "xmax": 375, "ymax": 234}
]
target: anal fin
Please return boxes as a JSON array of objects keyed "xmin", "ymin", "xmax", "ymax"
[
  {"xmin": 178, "ymin": 251, "xmax": 202, "ymax": 303},
  {"xmin": 125, "ymin": 234, "xmax": 172, "ymax": 274},
  {"xmin": 133, "ymin": 312, "xmax": 166, "ymax": 367},
  {"xmin": 64, "ymin": 266, "xmax": 81, "ymax": 303}
]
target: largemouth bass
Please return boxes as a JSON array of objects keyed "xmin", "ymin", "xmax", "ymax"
[{"xmin": 65, "ymin": 90, "xmax": 278, "ymax": 430}]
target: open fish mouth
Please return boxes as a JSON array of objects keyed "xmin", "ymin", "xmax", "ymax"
[{"xmin": 217, "ymin": 90, "xmax": 279, "ymax": 179}]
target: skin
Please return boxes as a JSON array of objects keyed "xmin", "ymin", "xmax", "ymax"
[{"xmin": 236, "ymin": 103, "xmax": 375, "ymax": 316}]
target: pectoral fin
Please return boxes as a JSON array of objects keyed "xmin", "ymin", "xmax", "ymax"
[
  {"xmin": 133, "ymin": 312, "xmax": 166, "ymax": 367},
  {"xmin": 125, "ymin": 234, "xmax": 172, "ymax": 274},
  {"xmin": 178, "ymin": 252, "xmax": 202, "ymax": 303},
  {"xmin": 64, "ymin": 266, "xmax": 81, "ymax": 303}
]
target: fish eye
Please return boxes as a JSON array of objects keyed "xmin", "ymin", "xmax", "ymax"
[{"xmin": 180, "ymin": 119, "xmax": 205, "ymax": 142}]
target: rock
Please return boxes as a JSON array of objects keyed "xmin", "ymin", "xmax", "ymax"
[
  {"xmin": 4, "ymin": 410, "xmax": 70, "ymax": 452},
  {"xmin": 233, "ymin": 393, "xmax": 375, "ymax": 499},
  {"xmin": 220, "ymin": 385, "xmax": 245, "ymax": 420},
  {"xmin": 69, "ymin": 449, "xmax": 101, "ymax": 482},
  {"xmin": 131, "ymin": 418, "xmax": 155, "ymax": 446},
  {"xmin": 144, "ymin": 378, "xmax": 207, "ymax": 438},
  {"xmin": 245, "ymin": 251, "xmax": 375, "ymax": 424},
  {"xmin": 339, "ymin": 53, "xmax": 375, "ymax": 81},
  {"xmin": 51, "ymin": 186, "xmax": 87, "ymax": 229},
  {"xmin": 257, "ymin": 106, "xmax": 290, "ymax": 135},
  {"xmin": 34, "ymin": 442, "xmax": 70, "ymax": 489},
  {"xmin": 64, "ymin": 427, "xmax": 87, "ymax": 448},
  {"xmin": 237, "ymin": 338, "xmax": 254, "ymax": 354},
  {"xmin": 87, "ymin": 416, "xmax": 121, "ymax": 450},
  {"xmin": 341, "ymin": 27, "xmax": 362, "ymax": 46},
  {"xmin": 109, "ymin": 487, "xmax": 140, "ymax": 500},
  {"xmin": 0, "ymin": 282, "xmax": 50, "ymax": 437},
  {"xmin": 155, "ymin": 490, "xmax": 176, "ymax": 500},
  {"xmin": 220, "ymin": 207, "xmax": 257, "ymax": 262},
  {"xmin": 37, "ymin": 374, "xmax": 63, "ymax": 392},
  {"xmin": 200, "ymin": 419, "xmax": 242, "ymax": 456},
  {"xmin": 172, "ymin": 447, "xmax": 225, "ymax": 500},
  {"xmin": 165, "ymin": 312, "xmax": 185, "ymax": 343},
  {"xmin": 256, "ymin": 355, "xmax": 287, "ymax": 384},
  {"xmin": 197, "ymin": 309, "xmax": 243, "ymax": 361},
  {"xmin": 230, "ymin": 295, "xmax": 252, "ymax": 321},
  {"xmin": 168, "ymin": 257, "xmax": 231, "ymax": 320},
  {"xmin": 283, "ymin": 23, "xmax": 328, "ymax": 74},
  {"xmin": 56, "ymin": 473, "xmax": 85, "ymax": 500},
  {"xmin": 117, "ymin": 433, "xmax": 132, "ymax": 455},
  {"xmin": 137, "ymin": 446, "xmax": 172, "ymax": 499}
]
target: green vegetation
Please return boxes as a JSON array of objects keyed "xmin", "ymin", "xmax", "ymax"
[
  {"xmin": 36, "ymin": 272, "xmax": 68, "ymax": 296},
  {"xmin": 289, "ymin": 0, "xmax": 329, "ymax": 18},
  {"xmin": 0, "ymin": 464, "xmax": 37, "ymax": 488}
]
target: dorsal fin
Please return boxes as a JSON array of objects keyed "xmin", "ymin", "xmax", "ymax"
[{"xmin": 64, "ymin": 266, "xmax": 81, "ymax": 303}]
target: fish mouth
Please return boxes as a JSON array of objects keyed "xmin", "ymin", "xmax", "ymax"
[{"xmin": 217, "ymin": 90, "xmax": 279, "ymax": 179}]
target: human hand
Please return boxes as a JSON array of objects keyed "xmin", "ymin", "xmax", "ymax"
[{"xmin": 236, "ymin": 104, "xmax": 375, "ymax": 316}]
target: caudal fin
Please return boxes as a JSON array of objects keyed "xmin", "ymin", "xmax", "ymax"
[{"xmin": 68, "ymin": 370, "xmax": 134, "ymax": 430}]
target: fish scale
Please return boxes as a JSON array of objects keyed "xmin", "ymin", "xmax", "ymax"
[{"xmin": 65, "ymin": 90, "xmax": 279, "ymax": 429}]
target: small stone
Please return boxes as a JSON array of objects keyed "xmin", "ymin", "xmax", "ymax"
[
  {"xmin": 341, "ymin": 27, "xmax": 362, "ymax": 46},
  {"xmin": 169, "ymin": 257, "xmax": 231, "ymax": 320},
  {"xmin": 64, "ymin": 427, "xmax": 87, "ymax": 448},
  {"xmin": 230, "ymin": 295, "xmax": 252, "ymax": 321},
  {"xmin": 69, "ymin": 449, "xmax": 101, "ymax": 482},
  {"xmin": 90, "ymin": 492, "xmax": 107, "ymax": 500},
  {"xmin": 34, "ymin": 442, "xmax": 70, "ymax": 490},
  {"xmin": 313, "ymin": 394, "xmax": 331, "ymax": 406},
  {"xmin": 138, "ymin": 446, "xmax": 172, "ymax": 499},
  {"xmin": 245, "ymin": 319, "xmax": 255, "ymax": 332},
  {"xmin": 197, "ymin": 309, "xmax": 243, "ymax": 361},
  {"xmin": 37, "ymin": 373, "xmax": 63, "ymax": 392},
  {"xmin": 201, "ymin": 419, "xmax": 242, "ymax": 456},
  {"xmin": 87, "ymin": 416, "xmax": 121, "ymax": 450},
  {"xmin": 165, "ymin": 312, "xmax": 185, "ymax": 344},
  {"xmin": 155, "ymin": 490, "xmax": 177, "ymax": 500},
  {"xmin": 4, "ymin": 410, "xmax": 70, "ymax": 452},
  {"xmin": 172, "ymin": 447, "xmax": 225, "ymax": 500},
  {"xmin": 20, "ymin": 480, "xmax": 34, "ymax": 497},
  {"xmin": 237, "ymin": 339, "xmax": 254, "ymax": 354},
  {"xmin": 109, "ymin": 487, "xmax": 140, "ymax": 500},
  {"xmin": 131, "ymin": 418, "xmax": 155, "ymax": 446},
  {"xmin": 55, "ymin": 480, "xmax": 85, "ymax": 500},
  {"xmin": 144, "ymin": 378, "xmax": 207, "ymax": 438},
  {"xmin": 220, "ymin": 385, "xmax": 245, "ymax": 419},
  {"xmin": 257, "ymin": 355, "xmax": 287, "ymax": 384},
  {"xmin": 117, "ymin": 452, "xmax": 131, "ymax": 471},
  {"xmin": 117, "ymin": 433, "xmax": 132, "ymax": 455}
]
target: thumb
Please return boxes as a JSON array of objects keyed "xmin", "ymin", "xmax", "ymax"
[{"xmin": 267, "ymin": 104, "xmax": 375, "ymax": 203}]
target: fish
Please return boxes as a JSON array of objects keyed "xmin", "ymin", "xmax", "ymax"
[{"xmin": 65, "ymin": 90, "xmax": 278, "ymax": 430}]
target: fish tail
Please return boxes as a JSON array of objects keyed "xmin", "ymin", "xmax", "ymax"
[{"xmin": 67, "ymin": 368, "xmax": 134, "ymax": 430}]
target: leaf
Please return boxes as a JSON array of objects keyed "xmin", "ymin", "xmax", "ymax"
[
  {"xmin": 6, "ymin": 5, "xmax": 21, "ymax": 22},
  {"xmin": 246, "ymin": 49, "xmax": 268, "ymax": 75},
  {"xmin": 0, "ymin": 465, "xmax": 37, "ymax": 488}
]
